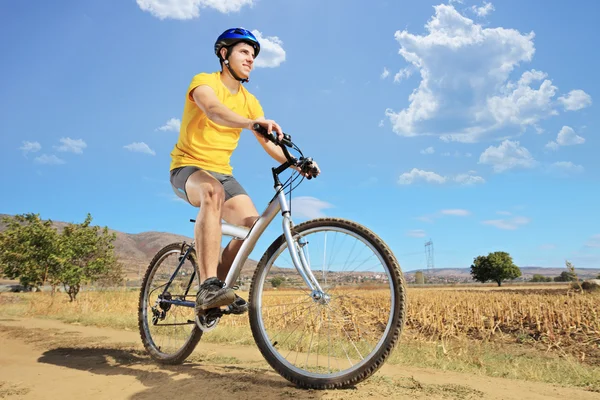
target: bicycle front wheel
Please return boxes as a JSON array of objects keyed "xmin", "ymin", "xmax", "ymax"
[{"xmin": 249, "ymin": 218, "xmax": 406, "ymax": 389}]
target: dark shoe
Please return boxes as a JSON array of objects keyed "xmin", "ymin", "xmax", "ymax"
[
  {"xmin": 227, "ymin": 294, "xmax": 249, "ymax": 315},
  {"xmin": 195, "ymin": 277, "xmax": 235, "ymax": 315}
]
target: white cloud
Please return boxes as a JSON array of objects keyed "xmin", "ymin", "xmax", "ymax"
[
  {"xmin": 398, "ymin": 169, "xmax": 446, "ymax": 185},
  {"xmin": 496, "ymin": 211, "xmax": 512, "ymax": 216},
  {"xmin": 420, "ymin": 146, "xmax": 435, "ymax": 154},
  {"xmin": 545, "ymin": 126, "xmax": 585, "ymax": 150},
  {"xmin": 407, "ymin": 229, "xmax": 427, "ymax": 238},
  {"xmin": 251, "ymin": 30, "xmax": 286, "ymax": 68},
  {"xmin": 55, "ymin": 137, "xmax": 87, "ymax": 154},
  {"xmin": 378, "ymin": 120, "xmax": 385, "ymax": 127},
  {"xmin": 472, "ymin": 2, "xmax": 495, "ymax": 17},
  {"xmin": 485, "ymin": 70, "xmax": 558, "ymax": 131},
  {"xmin": 545, "ymin": 141, "xmax": 559, "ymax": 151},
  {"xmin": 454, "ymin": 173, "xmax": 485, "ymax": 185},
  {"xmin": 124, "ymin": 142, "xmax": 156, "ymax": 155},
  {"xmin": 291, "ymin": 196, "xmax": 334, "ymax": 219},
  {"xmin": 479, "ymin": 140, "xmax": 537, "ymax": 172},
  {"xmin": 399, "ymin": 168, "xmax": 485, "ymax": 185},
  {"xmin": 585, "ymin": 234, "xmax": 600, "ymax": 248},
  {"xmin": 416, "ymin": 208, "xmax": 472, "ymax": 224},
  {"xmin": 34, "ymin": 154, "xmax": 65, "ymax": 165},
  {"xmin": 416, "ymin": 215, "xmax": 435, "ymax": 223},
  {"xmin": 442, "ymin": 150, "xmax": 467, "ymax": 157},
  {"xmin": 556, "ymin": 126, "xmax": 585, "ymax": 146},
  {"xmin": 393, "ymin": 68, "xmax": 412, "ymax": 83},
  {"xmin": 550, "ymin": 161, "xmax": 584, "ymax": 175},
  {"xmin": 441, "ymin": 209, "xmax": 470, "ymax": 216},
  {"xmin": 19, "ymin": 141, "xmax": 41, "ymax": 155},
  {"xmin": 158, "ymin": 118, "xmax": 181, "ymax": 132},
  {"xmin": 384, "ymin": 5, "xmax": 586, "ymax": 143},
  {"xmin": 482, "ymin": 216, "xmax": 530, "ymax": 230},
  {"xmin": 558, "ymin": 89, "xmax": 592, "ymax": 111},
  {"xmin": 381, "ymin": 67, "xmax": 390, "ymax": 79},
  {"xmin": 136, "ymin": 0, "xmax": 253, "ymax": 20}
]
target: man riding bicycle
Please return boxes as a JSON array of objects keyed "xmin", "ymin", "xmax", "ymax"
[{"xmin": 169, "ymin": 28, "xmax": 320, "ymax": 317}]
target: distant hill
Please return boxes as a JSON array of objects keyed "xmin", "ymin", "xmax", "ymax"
[{"xmin": 404, "ymin": 266, "xmax": 600, "ymax": 283}]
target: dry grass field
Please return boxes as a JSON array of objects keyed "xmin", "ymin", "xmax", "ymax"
[{"xmin": 1, "ymin": 284, "xmax": 599, "ymax": 391}]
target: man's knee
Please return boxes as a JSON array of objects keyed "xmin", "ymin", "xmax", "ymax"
[{"xmin": 199, "ymin": 183, "xmax": 225, "ymax": 209}]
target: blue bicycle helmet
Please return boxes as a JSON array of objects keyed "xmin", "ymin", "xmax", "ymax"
[{"xmin": 214, "ymin": 28, "xmax": 260, "ymax": 60}]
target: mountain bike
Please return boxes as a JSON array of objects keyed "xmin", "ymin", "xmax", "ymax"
[{"xmin": 138, "ymin": 124, "xmax": 407, "ymax": 389}]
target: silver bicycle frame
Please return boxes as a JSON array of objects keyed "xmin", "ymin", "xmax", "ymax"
[{"xmin": 222, "ymin": 184, "xmax": 324, "ymax": 294}]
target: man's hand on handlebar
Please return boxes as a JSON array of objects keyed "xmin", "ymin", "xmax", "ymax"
[
  {"xmin": 250, "ymin": 119, "xmax": 283, "ymax": 142},
  {"xmin": 296, "ymin": 158, "xmax": 321, "ymax": 180},
  {"xmin": 251, "ymin": 122, "xmax": 320, "ymax": 179}
]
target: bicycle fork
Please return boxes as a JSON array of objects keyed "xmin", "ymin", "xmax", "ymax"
[{"xmin": 278, "ymin": 192, "xmax": 329, "ymax": 304}]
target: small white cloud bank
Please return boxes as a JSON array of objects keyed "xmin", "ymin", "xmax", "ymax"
[
  {"xmin": 441, "ymin": 209, "xmax": 470, "ymax": 216},
  {"xmin": 158, "ymin": 118, "xmax": 181, "ymax": 132},
  {"xmin": 291, "ymin": 196, "xmax": 334, "ymax": 219},
  {"xmin": 136, "ymin": 0, "xmax": 254, "ymax": 20},
  {"xmin": 407, "ymin": 229, "xmax": 427, "ymax": 238},
  {"xmin": 558, "ymin": 90, "xmax": 592, "ymax": 111},
  {"xmin": 19, "ymin": 141, "xmax": 41, "ymax": 155},
  {"xmin": 34, "ymin": 154, "xmax": 65, "ymax": 165},
  {"xmin": 251, "ymin": 30, "xmax": 286, "ymax": 68},
  {"xmin": 550, "ymin": 161, "xmax": 584, "ymax": 175},
  {"xmin": 545, "ymin": 126, "xmax": 585, "ymax": 150},
  {"xmin": 479, "ymin": 140, "xmax": 537, "ymax": 173},
  {"xmin": 55, "ymin": 137, "xmax": 87, "ymax": 154},
  {"xmin": 472, "ymin": 2, "xmax": 495, "ymax": 17},
  {"xmin": 124, "ymin": 142, "xmax": 156, "ymax": 156},
  {"xmin": 482, "ymin": 216, "xmax": 530, "ymax": 230},
  {"xmin": 398, "ymin": 168, "xmax": 485, "ymax": 185},
  {"xmin": 381, "ymin": 67, "xmax": 390, "ymax": 79}
]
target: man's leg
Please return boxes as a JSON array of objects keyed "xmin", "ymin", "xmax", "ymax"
[
  {"xmin": 184, "ymin": 170, "xmax": 236, "ymax": 312},
  {"xmin": 218, "ymin": 194, "xmax": 259, "ymax": 281}
]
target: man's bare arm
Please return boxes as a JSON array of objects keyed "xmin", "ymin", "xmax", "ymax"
[{"xmin": 191, "ymin": 86, "xmax": 283, "ymax": 141}]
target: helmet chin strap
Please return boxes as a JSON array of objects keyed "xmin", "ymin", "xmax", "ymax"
[{"xmin": 224, "ymin": 59, "xmax": 249, "ymax": 84}]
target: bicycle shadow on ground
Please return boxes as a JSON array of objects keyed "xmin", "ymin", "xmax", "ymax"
[{"xmin": 38, "ymin": 347, "xmax": 335, "ymax": 400}]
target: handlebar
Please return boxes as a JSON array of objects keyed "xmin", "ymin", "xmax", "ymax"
[
  {"xmin": 252, "ymin": 123, "xmax": 319, "ymax": 180},
  {"xmin": 252, "ymin": 123, "xmax": 293, "ymax": 147}
]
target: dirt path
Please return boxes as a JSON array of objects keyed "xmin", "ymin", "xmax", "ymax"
[{"xmin": 0, "ymin": 317, "xmax": 598, "ymax": 400}]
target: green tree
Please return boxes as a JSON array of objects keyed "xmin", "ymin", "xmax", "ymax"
[
  {"xmin": 270, "ymin": 276, "xmax": 284, "ymax": 288},
  {"xmin": 530, "ymin": 274, "xmax": 552, "ymax": 283},
  {"xmin": 470, "ymin": 251, "xmax": 521, "ymax": 287},
  {"xmin": 554, "ymin": 271, "xmax": 576, "ymax": 282},
  {"xmin": 0, "ymin": 214, "xmax": 60, "ymax": 290},
  {"xmin": 56, "ymin": 213, "xmax": 123, "ymax": 301}
]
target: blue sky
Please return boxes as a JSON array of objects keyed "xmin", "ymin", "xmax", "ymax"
[{"xmin": 1, "ymin": 0, "xmax": 599, "ymax": 271}]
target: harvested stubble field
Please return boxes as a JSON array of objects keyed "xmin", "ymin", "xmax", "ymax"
[{"xmin": 1, "ymin": 284, "xmax": 599, "ymax": 390}]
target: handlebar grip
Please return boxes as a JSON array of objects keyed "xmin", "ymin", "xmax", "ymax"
[{"xmin": 252, "ymin": 123, "xmax": 293, "ymax": 147}]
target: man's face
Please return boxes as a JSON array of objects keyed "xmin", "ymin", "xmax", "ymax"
[{"xmin": 224, "ymin": 42, "xmax": 255, "ymax": 78}]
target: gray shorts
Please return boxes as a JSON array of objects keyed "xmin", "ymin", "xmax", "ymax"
[{"xmin": 170, "ymin": 166, "xmax": 248, "ymax": 205}]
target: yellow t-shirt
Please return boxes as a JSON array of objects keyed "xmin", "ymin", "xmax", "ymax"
[{"xmin": 169, "ymin": 71, "xmax": 264, "ymax": 175}]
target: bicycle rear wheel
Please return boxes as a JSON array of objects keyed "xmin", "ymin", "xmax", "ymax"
[
  {"xmin": 249, "ymin": 218, "xmax": 406, "ymax": 389},
  {"xmin": 138, "ymin": 242, "xmax": 202, "ymax": 364}
]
